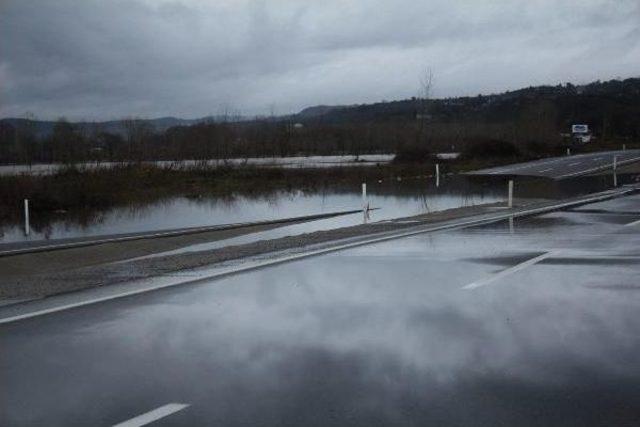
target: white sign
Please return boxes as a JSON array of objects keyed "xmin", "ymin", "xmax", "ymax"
[{"xmin": 572, "ymin": 124, "xmax": 589, "ymax": 134}]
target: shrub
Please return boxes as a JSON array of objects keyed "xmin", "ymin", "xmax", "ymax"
[
  {"xmin": 462, "ymin": 138, "xmax": 520, "ymax": 159},
  {"xmin": 393, "ymin": 145, "xmax": 431, "ymax": 164}
]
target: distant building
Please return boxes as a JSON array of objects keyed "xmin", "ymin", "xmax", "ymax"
[{"xmin": 293, "ymin": 123, "xmax": 304, "ymax": 129}]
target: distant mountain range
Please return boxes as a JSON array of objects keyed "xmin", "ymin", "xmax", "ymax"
[
  {"xmin": 0, "ymin": 116, "xmax": 239, "ymax": 138},
  {"xmin": 2, "ymin": 77, "xmax": 639, "ymax": 137},
  {"xmin": 295, "ymin": 105, "xmax": 349, "ymax": 119}
]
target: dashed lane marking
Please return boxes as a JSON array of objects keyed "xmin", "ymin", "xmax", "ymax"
[
  {"xmin": 462, "ymin": 251, "xmax": 556, "ymax": 290},
  {"xmin": 112, "ymin": 403, "xmax": 190, "ymax": 427},
  {"xmin": 625, "ymin": 218, "xmax": 640, "ymax": 227}
]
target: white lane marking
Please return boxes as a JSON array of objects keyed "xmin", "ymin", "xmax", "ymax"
[
  {"xmin": 462, "ymin": 251, "xmax": 556, "ymax": 290},
  {"xmin": 566, "ymin": 255, "xmax": 640, "ymax": 260},
  {"xmin": 569, "ymin": 162, "xmax": 582, "ymax": 166},
  {"xmin": 625, "ymin": 218, "xmax": 640, "ymax": 227},
  {"xmin": 557, "ymin": 155, "xmax": 640, "ymax": 179},
  {"xmin": 112, "ymin": 403, "xmax": 189, "ymax": 427},
  {"xmin": 473, "ymin": 154, "xmax": 591, "ymax": 174},
  {"xmin": 1, "ymin": 185, "xmax": 638, "ymax": 324},
  {"xmin": 538, "ymin": 168, "xmax": 553, "ymax": 173},
  {"xmin": 471, "ymin": 150, "xmax": 640, "ymax": 176}
]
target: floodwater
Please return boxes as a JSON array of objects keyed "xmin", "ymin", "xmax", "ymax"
[
  {"xmin": 0, "ymin": 177, "xmax": 505, "ymax": 243},
  {"xmin": 0, "ymin": 173, "xmax": 622, "ymax": 244},
  {"xmin": 3, "ymin": 193, "xmax": 640, "ymax": 426},
  {"xmin": 0, "ymin": 155, "xmax": 395, "ymax": 176}
]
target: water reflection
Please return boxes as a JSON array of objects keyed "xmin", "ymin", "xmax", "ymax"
[
  {"xmin": 0, "ymin": 155, "xmax": 396, "ymax": 176},
  {"xmin": 2, "ymin": 173, "xmax": 627, "ymax": 244},
  {"xmin": 3, "ymin": 217, "xmax": 640, "ymax": 426},
  {"xmin": 0, "ymin": 177, "xmax": 505, "ymax": 243}
]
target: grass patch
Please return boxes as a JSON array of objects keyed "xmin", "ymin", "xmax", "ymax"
[{"xmin": 0, "ymin": 163, "xmax": 434, "ymax": 224}]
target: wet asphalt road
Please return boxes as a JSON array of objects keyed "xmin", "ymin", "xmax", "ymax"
[
  {"xmin": 2, "ymin": 194, "xmax": 640, "ymax": 426},
  {"xmin": 469, "ymin": 149, "xmax": 640, "ymax": 179}
]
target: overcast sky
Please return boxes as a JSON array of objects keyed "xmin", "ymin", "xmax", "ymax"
[{"xmin": 1, "ymin": 0, "xmax": 639, "ymax": 120}]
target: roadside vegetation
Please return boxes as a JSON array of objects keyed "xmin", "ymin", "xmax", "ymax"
[
  {"xmin": 0, "ymin": 163, "xmax": 436, "ymax": 226},
  {"xmin": 0, "ymin": 136, "xmax": 637, "ymax": 228}
]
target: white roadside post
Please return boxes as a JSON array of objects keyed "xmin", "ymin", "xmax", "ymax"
[
  {"xmin": 24, "ymin": 199, "xmax": 30, "ymax": 236},
  {"xmin": 508, "ymin": 180, "xmax": 514, "ymax": 208},
  {"xmin": 435, "ymin": 163, "xmax": 440, "ymax": 187},
  {"xmin": 613, "ymin": 155, "xmax": 618, "ymax": 187},
  {"xmin": 362, "ymin": 183, "xmax": 368, "ymax": 223},
  {"xmin": 623, "ymin": 144, "xmax": 626, "ymax": 151},
  {"xmin": 566, "ymin": 148, "xmax": 571, "ymax": 156}
]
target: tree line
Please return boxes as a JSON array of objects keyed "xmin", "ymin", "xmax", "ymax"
[
  {"xmin": 1, "ymin": 78, "xmax": 638, "ymax": 165},
  {"xmin": 0, "ymin": 117, "xmax": 409, "ymax": 165}
]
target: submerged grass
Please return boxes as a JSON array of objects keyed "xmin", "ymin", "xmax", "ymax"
[
  {"xmin": 0, "ymin": 163, "xmax": 438, "ymax": 224},
  {"xmin": 4, "ymin": 143, "xmax": 621, "ymax": 228}
]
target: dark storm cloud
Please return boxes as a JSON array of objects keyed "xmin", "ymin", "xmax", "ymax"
[{"xmin": 1, "ymin": 0, "xmax": 638, "ymax": 120}]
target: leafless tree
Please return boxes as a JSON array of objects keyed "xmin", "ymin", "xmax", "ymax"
[
  {"xmin": 15, "ymin": 112, "xmax": 38, "ymax": 166},
  {"xmin": 50, "ymin": 117, "xmax": 84, "ymax": 165},
  {"xmin": 122, "ymin": 117, "xmax": 153, "ymax": 163},
  {"xmin": 416, "ymin": 67, "xmax": 434, "ymax": 146}
]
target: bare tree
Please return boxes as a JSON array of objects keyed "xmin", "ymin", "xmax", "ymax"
[
  {"xmin": 416, "ymin": 68, "xmax": 434, "ymax": 146},
  {"xmin": 50, "ymin": 117, "xmax": 83, "ymax": 165},
  {"xmin": 122, "ymin": 117, "xmax": 153, "ymax": 163},
  {"xmin": 15, "ymin": 112, "xmax": 38, "ymax": 166}
]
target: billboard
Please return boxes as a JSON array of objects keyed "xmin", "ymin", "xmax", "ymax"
[{"xmin": 572, "ymin": 124, "xmax": 589, "ymax": 134}]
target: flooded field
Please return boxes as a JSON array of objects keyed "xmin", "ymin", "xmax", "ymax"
[
  {"xmin": 0, "ymin": 155, "xmax": 395, "ymax": 176},
  {"xmin": 0, "ymin": 172, "xmax": 624, "ymax": 245},
  {"xmin": 0, "ymin": 177, "xmax": 503, "ymax": 243}
]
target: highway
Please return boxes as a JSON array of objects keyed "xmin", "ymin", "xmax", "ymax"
[
  {"xmin": 2, "ymin": 190, "xmax": 640, "ymax": 426},
  {"xmin": 468, "ymin": 149, "xmax": 640, "ymax": 179}
]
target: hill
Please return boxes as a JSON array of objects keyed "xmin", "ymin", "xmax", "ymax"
[
  {"xmin": 0, "ymin": 116, "xmax": 237, "ymax": 138},
  {"xmin": 0, "ymin": 77, "xmax": 638, "ymax": 164},
  {"xmin": 290, "ymin": 78, "xmax": 640, "ymax": 138}
]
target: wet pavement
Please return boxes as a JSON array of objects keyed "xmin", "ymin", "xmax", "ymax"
[
  {"xmin": 469, "ymin": 149, "xmax": 640, "ymax": 179},
  {"xmin": 2, "ymin": 194, "xmax": 640, "ymax": 426}
]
